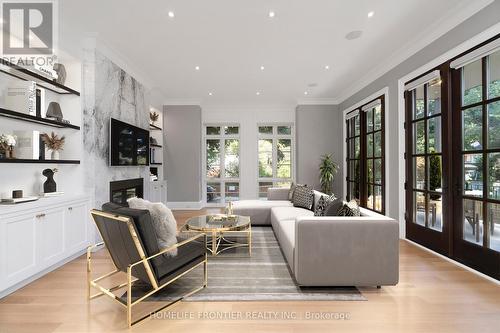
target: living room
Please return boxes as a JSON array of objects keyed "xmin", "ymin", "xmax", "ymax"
[{"xmin": 0, "ymin": 0, "xmax": 499, "ymax": 332}]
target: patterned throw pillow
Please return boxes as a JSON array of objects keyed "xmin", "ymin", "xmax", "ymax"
[
  {"xmin": 314, "ymin": 194, "xmax": 337, "ymax": 216},
  {"xmin": 337, "ymin": 200, "xmax": 361, "ymax": 217},
  {"xmin": 292, "ymin": 185, "xmax": 314, "ymax": 210},
  {"xmin": 288, "ymin": 182, "xmax": 306, "ymax": 201}
]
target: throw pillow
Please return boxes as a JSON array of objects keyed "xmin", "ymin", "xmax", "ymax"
[
  {"xmin": 324, "ymin": 199, "xmax": 344, "ymax": 216},
  {"xmin": 288, "ymin": 182, "xmax": 306, "ymax": 201},
  {"xmin": 337, "ymin": 199, "xmax": 361, "ymax": 217},
  {"xmin": 293, "ymin": 185, "xmax": 314, "ymax": 210},
  {"xmin": 314, "ymin": 194, "xmax": 337, "ymax": 216},
  {"xmin": 127, "ymin": 197, "xmax": 179, "ymax": 256}
]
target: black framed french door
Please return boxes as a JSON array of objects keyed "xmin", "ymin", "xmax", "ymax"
[
  {"xmin": 450, "ymin": 49, "xmax": 500, "ymax": 280},
  {"xmin": 405, "ymin": 64, "xmax": 452, "ymax": 256}
]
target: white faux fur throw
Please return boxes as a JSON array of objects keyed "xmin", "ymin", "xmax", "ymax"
[{"xmin": 127, "ymin": 197, "xmax": 178, "ymax": 257}]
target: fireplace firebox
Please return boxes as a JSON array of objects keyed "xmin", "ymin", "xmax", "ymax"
[{"xmin": 109, "ymin": 178, "xmax": 144, "ymax": 205}]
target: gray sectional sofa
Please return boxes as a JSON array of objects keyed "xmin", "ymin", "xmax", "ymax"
[{"xmin": 232, "ymin": 187, "xmax": 399, "ymax": 287}]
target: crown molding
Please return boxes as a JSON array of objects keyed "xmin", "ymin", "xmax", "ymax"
[
  {"xmin": 335, "ymin": 0, "xmax": 494, "ymax": 104},
  {"xmin": 296, "ymin": 97, "xmax": 339, "ymax": 105}
]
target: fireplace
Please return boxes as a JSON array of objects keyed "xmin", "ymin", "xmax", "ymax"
[{"xmin": 110, "ymin": 178, "xmax": 144, "ymax": 205}]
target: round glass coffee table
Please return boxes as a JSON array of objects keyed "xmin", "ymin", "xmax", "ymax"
[{"xmin": 181, "ymin": 214, "xmax": 251, "ymax": 256}]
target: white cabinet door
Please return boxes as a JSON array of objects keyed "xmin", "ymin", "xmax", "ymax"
[
  {"xmin": 37, "ymin": 208, "xmax": 65, "ymax": 269},
  {"xmin": 64, "ymin": 202, "xmax": 90, "ymax": 255},
  {"xmin": 1, "ymin": 213, "xmax": 37, "ymax": 289},
  {"xmin": 160, "ymin": 183, "xmax": 167, "ymax": 204}
]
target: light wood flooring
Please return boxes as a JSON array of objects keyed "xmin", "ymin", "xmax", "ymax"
[{"xmin": 1, "ymin": 209, "xmax": 499, "ymax": 333}]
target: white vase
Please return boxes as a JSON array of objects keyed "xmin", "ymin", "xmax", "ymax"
[{"xmin": 51, "ymin": 150, "xmax": 60, "ymax": 160}]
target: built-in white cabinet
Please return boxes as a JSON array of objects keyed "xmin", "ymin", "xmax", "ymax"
[
  {"xmin": 147, "ymin": 180, "xmax": 167, "ymax": 204},
  {"xmin": 0, "ymin": 195, "xmax": 91, "ymax": 297}
]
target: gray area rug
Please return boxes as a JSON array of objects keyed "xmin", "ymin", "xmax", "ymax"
[{"xmin": 126, "ymin": 227, "xmax": 366, "ymax": 301}]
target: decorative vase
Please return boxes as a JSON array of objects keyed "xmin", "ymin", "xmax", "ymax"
[
  {"xmin": 51, "ymin": 150, "xmax": 60, "ymax": 160},
  {"xmin": 7, "ymin": 146, "xmax": 15, "ymax": 159},
  {"xmin": 42, "ymin": 169, "xmax": 57, "ymax": 193}
]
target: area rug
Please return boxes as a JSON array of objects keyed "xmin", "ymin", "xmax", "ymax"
[{"xmin": 126, "ymin": 227, "xmax": 366, "ymax": 301}]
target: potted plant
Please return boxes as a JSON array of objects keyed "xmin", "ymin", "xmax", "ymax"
[
  {"xmin": 41, "ymin": 132, "xmax": 65, "ymax": 160},
  {"xmin": 319, "ymin": 154, "xmax": 339, "ymax": 195},
  {"xmin": 0, "ymin": 134, "xmax": 17, "ymax": 159},
  {"xmin": 150, "ymin": 111, "xmax": 159, "ymax": 125}
]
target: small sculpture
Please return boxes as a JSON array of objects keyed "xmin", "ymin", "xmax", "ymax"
[{"xmin": 42, "ymin": 168, "xmax": 58, "ymax": 193}]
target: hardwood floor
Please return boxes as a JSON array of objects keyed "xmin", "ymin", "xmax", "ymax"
[{"xmin": 1, "ymin": 209, "xmax": 500, "ymax": 333}]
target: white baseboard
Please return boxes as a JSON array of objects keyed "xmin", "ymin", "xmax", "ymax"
[
  {"xmin": 167, "ymin": 201, "xmax": 204, "ymax": 210},
  {"xmin": 404, "ymin": 239, "xmax": 500, "ymax": 285}
]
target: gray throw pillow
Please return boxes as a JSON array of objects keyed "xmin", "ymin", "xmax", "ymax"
[
  {"xmin": 314, "ymin": 194, "xmax": 337, "ymax": 216},
  {"xmin": 288, "ymin": 182, "xmax": 306, "ymax": 201},
  {"xmin": 293, "ymin": 185, "xmax": 314, "ymax": 210},
  {"xmin": 325, "ymin": 199, "xmax": 344, "ymax": 216},
  {"xmin": 337, "ymin": 199, "xmax": 361, "ymax": 217}
]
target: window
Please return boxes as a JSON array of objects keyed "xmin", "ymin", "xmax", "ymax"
[
  {"xmin": 204, "ymin": 125, "xmax": 240, "ymax": 204},
  {"xmin": 345, "ymin": 97, "xmax": 385, "ymax": 213},
  {"xmin": 258, "ymin": 124, "xmax": 294, "ymax": 198}
]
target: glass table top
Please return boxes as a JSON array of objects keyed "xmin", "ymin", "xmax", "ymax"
[{"xmin": 184, "ymin": 214, "xmax": 250, "ymax": 232}]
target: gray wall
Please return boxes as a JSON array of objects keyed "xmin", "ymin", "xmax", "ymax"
[
  {"xmin": 296, "ymin": 104, "xmax": 343, "ymax": 196},
  {"xmin": 164, "ymin": 105, "xmax": 202, "ymax": 202},
  {"xmin": 338, "ymin": 0, "xmax": 500, "ymax": 219}
]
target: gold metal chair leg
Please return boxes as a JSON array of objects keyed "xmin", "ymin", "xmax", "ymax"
[
  {"xmin": 204, "ymin": 254, "xmax": 208, "ymax": 287},
  {"xmin": 127, "ymin": 266, "xmax": 132, "ymax": 328}
]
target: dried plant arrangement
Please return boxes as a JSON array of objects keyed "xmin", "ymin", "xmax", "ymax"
[
  {"xmin": 41, "ymin": 132, "xmax": 66, "ymax": 151},
  {"xmin": 150, "ymin": 111, "xmax": 159, "ymax": 124}
]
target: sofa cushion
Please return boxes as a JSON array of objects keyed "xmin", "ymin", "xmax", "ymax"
[
  {"xmin": 314, "ymin": 193, "xmax": 337, "ymax": 216},
  {"xmin": 293, "ymin": 185, "xmax": 314, "ymax": 210},
  {"xmin": 271, "ymin": 206, "xmax": 314, "ymax": 224},
  {"xmin": 277, "ymin": 220, "xmax": 296, "ymax": 271},
  {"xmin": 232, "ymin": 200, "xmax": 292, "ymax": 225}
]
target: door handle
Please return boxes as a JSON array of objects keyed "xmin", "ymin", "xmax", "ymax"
[
  {"xmin": 36, "ymin": 213, "xmax": 46, "ymax": 219},
  {"xmin": 68, "ymin": 207, "xmax": 73, "ymax": 211}
]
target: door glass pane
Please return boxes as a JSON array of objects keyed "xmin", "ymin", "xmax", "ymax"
[
  {"xmin": 354, "ymin": 115, "xmax": 360, "ymax": 136},
  {"xmin": 258, "ymin": 139, "xmax": 273, "ymax": 177},
  {"xmin": 259, "ymin": 126, "xmax": 273, "ymax": 134},
  {"xmin": 224, "ymin": 139, "xmax": 239, "ymax": 177},
  {"xmin": 414, "ymin": 86, "xmax": 425, "ymax": 119},
  {"xmin": 277, "ymin": 126, "xmax": 291, "ymax": 135},
  {"xmin": 206, "ymin": 140, "xmax": 221, "ymax": 178},
  {"xmin": 374, "ymin": 185, "xmax": 382, "ymax": 212},
  {"xmin": 488, "ymin": 51, "xmax": 500, "ymax": 99},
  {"xmin": 428, "ymin": 155, "xmax": 442, "ymax": 192},
  {"xmin": 428, "ymin": 80, "xmax": 442, "ymax": 115},
  {"xmin": 487, "ymin": 101, "xmax": 500, "ymax": 149},
  {"xmin": 487, "ymin": 203, "xmax": 500, "ymax": 252},
  {"xmin": 367, "ymin": 108, "xmax": 373, "ymax": 132},
  {"xmin": 463, "ymin": 154, "xmax": 483, "ymax": 197},
  {"xmin": 414, "ymin": 191, "xmax": 425, "ymax": 226},
  {"xmin": 427, "ymin": 116, "xmax": 442, "ymax": 153},
  {"xmin": 462, "ymin": 106, "xmax": 483, "ymax": 151},
  {"xmin": 277, "ymin": 139, "xmax": 291, "ymax": 178},
  {"xmin": 367, "ymin": 159, "xmax": 373, "ymax": 184},
  {"xmin": 225, "ymin": 182, "xmax": 239, "ymax": 201},
  {"xmin": 488, "ymin": 153, "xmax": 500, "ymax": 200},
  {"xmin": 374, "ymin": 105, "xmax": 382, "ymax": 130},
  {"xmin": 414, "ymin": 157, "xmax": 426, "ymax": 190},
  {"xmin": 374, "ymin": 131, "xmax": 382, "ymax": 157},
  {"xmin": 463, "ymin": 199, "xmax": 483, "ymax": 246},
  {"xmin": 258, "ymin": 182, "xmax": 273, "ymax": 199},
  {"xmin": 206, "ymin": 126, "xmax": 220, "ymax": 135},
  {"xmin": 367, "ymin": 133, "xmax": 373, "ymax": 157},
  {"xmin": 374, "ymin": 158, "xmax": 382, "ymax": 184},
  {"xmin": 354, "ymin": 137, "xmax": 360, "ymax": 159},
  {"xmin": 349, "ymin": 139, "xmax": 357, "ymax": 159},
  {"xmin": 428, "ymin": 194, "xmax": 443, "ymax": 232},
  {"xmin": 224, "ymin": 126, "xmax": 239, "ymax": 135},
  {"xmin": 350, "ymin": 182, "xmax": 360, "ymax": 201},
  {"xmin": 207, "ymin": 182, "xmax": 222, "ymax": 203},
  {"xmin": 354, "ymin": 159, "xmax": 360, "ymax": 181},
  {"xmin": 414, "ymin": 121, "xmax": 425, "ymax": 154},
  {"xmin": 367, "ymin": 185, "xmax": 374, "ymax": 209},
  {"xmin": 462, "ymin": 59, "xmax": 483, "ymax": 106}
]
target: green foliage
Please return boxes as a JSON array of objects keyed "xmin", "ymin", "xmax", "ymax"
[{"xmin": 319, "ymin": 154, "xmax": 339, "ymax": 195}]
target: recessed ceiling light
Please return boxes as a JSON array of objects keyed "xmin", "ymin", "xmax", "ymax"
[
  {"xmin": 256, "ymin": 91, "xmax": 261, "ymax": 95},
  {"xmin": 324, "ymin": 65, "xmax": 330, "ymax": 70},
  {"xmin": 269, "ymin": 11, "xmax": 275, "ymax": 18},
  {"xmin": 168, "ymin": 11, "xmax": 175, "ymax": 18},
  {"xmin": 260, "ymin": 65, "xmax": 265, "ymax": 71},
  {"xmin": 367, "ymin": 11, "xmax": 374, "ymax": 18},
  {"xmin": 345, "ymin": 30, "xmax": 363, "ymax": 40},
  {"xmin": 304, "ymin": 91, "xmax": 308, "ymax": 95},
  {"xmin": 208, "ymin": 92, "xmax": 213, "ymax": 96},
  {"xmin": 195, "ymin": 66, "xmax": 200, "ymax": 70},
  {"xmin": 149, "ymin": 107, "xmax": 154, "ymax": 111}
]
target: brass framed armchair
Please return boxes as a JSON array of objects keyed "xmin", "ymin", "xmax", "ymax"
[{"xmin": 87, "ymin": 204, "xmax": 208, "ymax": 327}]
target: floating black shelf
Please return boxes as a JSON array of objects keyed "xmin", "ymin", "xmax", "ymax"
[
  {"xmin": 150, "ymin": 162, "xmax": 162, "ymax": 165},
  {"xmin": 0, "ymin": 108, "xmax": 80, "ymax": 130},
  {"xmin": 150, "ymin": 144, "xmax": 162, "ymax": 148},
  {"xmin": 0, "ymin": 159, "xmax": 80, "ymax": 164},
  {"xmin": 149, "ymin": 124, "xmax": 162, "ymax": 130},
  {"xmin": 0, "ymin": 59, "xmax": 80, "ymax": 96}
]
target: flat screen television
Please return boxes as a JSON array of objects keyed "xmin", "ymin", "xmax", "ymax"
[{"xmin": 110, "ymin": 118, "xmax": 149, "ymax": 166}]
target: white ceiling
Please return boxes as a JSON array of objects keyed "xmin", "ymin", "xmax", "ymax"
[{"xmin": 59, "ymin": 0, "xmax": 492, "ymax": 106}]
